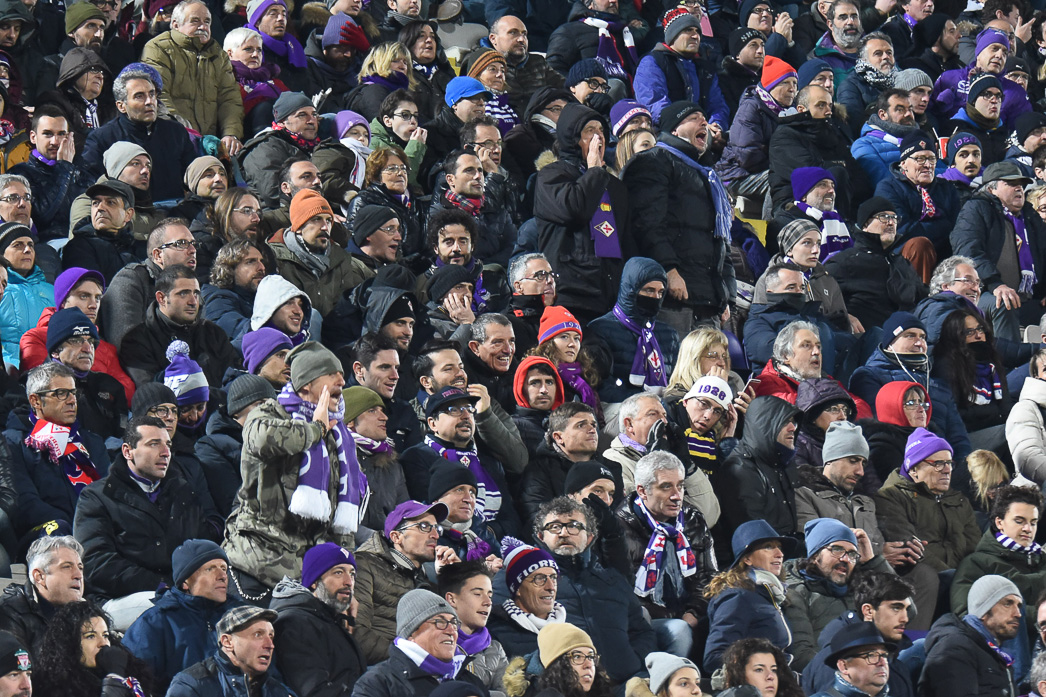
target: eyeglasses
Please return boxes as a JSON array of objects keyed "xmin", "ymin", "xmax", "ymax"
[
  {"xmin": 849, "ymin": 651, "xmax": 890, "ymax": 665},
  {"xmin": 703, "ymin": 351, "xmax": 727, "ymax": 361},
  {"xmin": 147, "ymin": 405, "xmax": 176, "ymax": 419},
  {"xmin": 232, "ymin": 206, "xmax": 261, "ymax": 218},
  {"xmin": 542, "ymin": 104, "xmax": 564, "ymax": 114},
  {"xmin": 688, "ymin": 398, "xmax": 725, "ymax": 419},
  {"xmin": 392, "ymin": 111, "xmax": 420, "ymax": 121},
  {"xmin": 752, "ymin": 5, "xmax": 773, "ymax": 13},
  {"xmin": 903, "ymin": 400, "xmax": 930, "ymax": 410},
  {"xmin": 566, "ymin": 651, "xmax": 599, "ymax": 666},
  {"xmin": 383, "ymin": 165, "xmax": 409, "ymax": 174},
  {"xmin": 909, "ymin": 155, "xmax": 937, "ymax": 165},
  {"xmin": 585, "ymin": 78, "xmax": 610, "ymax": 93},
  {"xmin": 469, "ymin": 139, "xmax": 504, "ymax": 150},
  {"xmin": 825, "ymin": 545, "xmax": 860, "ymax": 563},
  {"xmin": 962, "ymin": 324, "xmax": 986, "ymax": 338},
  {"xmin": 922, "ymin": 459, "xmax": 953, "ymax": 471},
  {"xmin": 86, "ymin": 68, "xmax": 105, "ymax": 76},
  {"xmin": 541, "ymin": 520, "xmax": 587, "ymax": 535},
  {"xmin": 526, "ymin": 572, "xmax": 558, "ymax": 586},
  {"xmin": 823, "ymin": 404, "xmax": 854, "ymax": 418},
  {"xmin": 427, "ymin": 616, "xmax": 461, "ymax": 630},
  {"xmin": 90, "ymin": 0, "xmax": 119, "ymax": 7},
  {"xmin": 63, "ymin": 336, "xmax": 98, "ymax": 349},
  {"xmin": 399, "ymin": 521, "xmax": 443, "ymax": 534},
  {"xmin": 439, "ymin": 404, "xmax": 476, "ymax": 417},
  {"xmin": 35, "ymin": 387, "xmax": 79, "ymax": 402},
  {"xmin": 873, "ymin": 213, "xmax": 898, "ymax": 223},
  {"xmin": 524, "ymin": 270, "xmax": 558, "ymax": 284},
  {"xmin": 178, "ymin": 403, "xmax": 205, "ymax": 415},
  {"xmin": 1037, "ymin": 621, "xmax": 1046, "ymax": 634},
  {"xmin": 377, "ymin": 224, "xmax": 401, "ymax": 235},
  {"xmin": 950, "ymin": 276, "xmax": 983, "ymax": 289},
  {"xmin": 979, "ymin": 91, "xmax": 1004, "ymax": 103},
  {"xmin": 0, "ymin": 194, "xmax": 30, "ymax": 204},
  {"xmin": 158, "ymin": 239, "xmax": 196, "ymax": 251}
]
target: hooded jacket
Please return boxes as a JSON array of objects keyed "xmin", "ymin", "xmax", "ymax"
[
  {"xmin": 0, "ymin": 265, "xmax": 53, "ymax": 368},
  {"xmin": 857, "ymin": 380, "xmax": 937, "ymax": 482},
  {"xmin": 1007, "ymin": 377, "xmax": 1046, "ymax": 484},
  {"xmin": 534, "ymin": 102, "xmax": 631, "ymax": 320},
  {"xmin": 716, "ymin": 396, "xmax": 802, "ymax": 539},
  {"xmin": 791, "ymin": 377, "xmax": 859, "ymax": 470},
  {"xmin": 588, "ymin": 257, "xmax": 680, "ymax": 403},
  {"xmin": 504, "ymin": 87, "xmax": 571, "ymax": 182},
  {"xmin": 250, "ymin": 274, "xmax": 313, "ymax": 337}
]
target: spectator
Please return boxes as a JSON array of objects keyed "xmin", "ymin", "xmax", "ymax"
[
  {"xmin": 947, "ymin": 74, "xmax": 1008, "ymax": 166},
  {"xmin": 487, "ymin": 537, "xmax": 563, "ymax": 656},
  {"xmin": 347, "ymin": 203, "xmax": 411, "ymax": 276},
  {"xmin": 920, "ymin": 575, "xmax": 1022, "ymax": 697},
  {"xmin": 897, "ymin": 68, "xmax": 936, "ymax": 134},
  {"xmin": 1004, "ymin": 112, "xmax": 1046, "ymax": 179},
  {"xmin": 489, "ymin": 15, "xmax": 564, "ymax": 114},
  {"xmin": 719, "ymin": 637, "xmax": 806, "ymax": 697},
  {"xmin": 461, "ymin": 49, "xmax": 518, "ymax": 135},
  {"xmin": 850, "ymin": 88, "xmax": 919, "ymax": 185},
  {"xmin": 201, "ymin": 238, "xmax": 268, "ymax": 342},
  {"xmin": 719, "ymin": 28, "xmax": 764, "ymax": 117},
  {"xmin": 353, "ymin": 501, "xmax": 458, "ymax": 664},
  {"xmin": 169, "ymin": 155, "xmax": 229, "ymax": 237},
  {"xmin": 224, "ymin": 342, "xmax": 368, "ymax": 596},
  {"xmin": 859, "ymin": 381, "xmax": 933, "ymax": 482},
  {"xmin": 438, "ymin": 561, "xmax": 508, "ymax": 691},
  {"xmin": 250, "ymin": 275, "xmax": 312, "ymax": 347},
  {"xmin": 511, "ymin": 356, "xmax": 563, "ymax": 450},
  {"xmin": 545, "ymin": 0, "xmax": 643, "ymax": 80},
  {"xmin": 423, "ymin": 265, "xmax": 478, "ymax": 345},
  {"xmin": 0, "ymin": 535, "xmax": 84, "ymax": 648},
  {"xmin": 504, "ymin": 623, "xmax": 612, "ymax": 697},
  {"xmin": 602, "ymin": 393, "xmax": 662, "ymax": 501},
  {"xmin": 0, "ymin": 221, "xmax": 52, "ymax": 367},
  {"xmin": 503, "ymin": 87, "xmax": 570, "ymax": 184},
  {"xmin": 122, "ymin": 540, "xmax": 243, "ymax": 690},
  {"xmin": 6, "ymin": 362, "xmax": 109, "ymax": 539},
  {"xmin": 167, "ymin": 605, "xmax": 293, "ymax": 697},
  {"xmin": 428, "ymin": 462, "xmax": 500, "ymax": 566},
  {"xmin": 901, "ymin": 14, "xmax": 960, "ymax": 82},
  {"xmin": 808, "ymin": 623, "xmax": 893, "ymax": 697},
  {"xmin": 119, "ymin": 264, "xmax": 241, "ymax": 387},
  {"xmin": 773, "ymin": 169, "xmax": 855, "ymax": 262},
  {"xmin": 242, "ymin": 327, "xmax": 294, "ymax": 390},
  {"xmin": 0, "ymin": 631, "xmax": 31, "ymax": 697},
  {"xmin": 245, "ymin": 0, "xmax": 306, "ymax": 91},
  {"xmin": 141, "ymin": 0, "xmax": 243, "ymax": 145},
  {"xmin": 506, "ymin": 253, "xmax": 557, "ymax": 356},
  {"xmin": 938, "ymin": 132, "xmax": 984, "ymax": 201},
  {"xmin": 422, "ymin": 76, "xmax": 490, "ymax": 168},
  {"xmin": 304, "ymin": 14, "xmax": 369, "ymax": 115},
  {"xmin": 269, "ymin": 542, "xmax": 367, "ymax": 697},
  {"xmin": 837, "ymin": 33, "xmax": 898, "ymax": 126},
  {"xmin": 36, "ymin": 48, "xmax": 113, "ymax": 156},
  {"xmin": 464, "ymin": 314, "xmax": 516, "ymax": 413},
  {"xmin": 62, "ymin": 178, "xmax": 137, "ymax": 285},
  {"xmin": 812, "ymin": 0, "xmax": 863, "ymax": 86},
  {"xmin": 238, "ymin": 92, "xmax": 322, "ymax": 209},
  {"xmin": 349, "ymin": 331, "xmax": 419, "ymax": 451},
  {"xmin": 225, "ymin": 27, "xmax": 289, "ymax": 137}
]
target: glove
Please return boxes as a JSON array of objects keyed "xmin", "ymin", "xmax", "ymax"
[
  {"xmin": 340, "ymin": 21, "xmax": 371, "ymax": 52},
  {"xmin": 95, "ymin": 646, "xmax": 129, "ymax": 678},
  {"xmin": 646, "ymin": 418, "xmax": 669, "ymax": 452},
  {"xmin": 585, "ymin": 492, "xmax": 622, "ymax": 538},
  {"xmin": 584, "ymin": 92, "xmax": 613, "ymax": 116}
]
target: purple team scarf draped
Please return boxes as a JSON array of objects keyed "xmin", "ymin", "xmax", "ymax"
[
  {"xmin": 589, "ymin": 189, "xmax": 622, "ymax": 258},
  {"xmin": 972, "ymin": 361, "xmax": 1003, "ymax": 404},
  {"xmin": 277, "ymin": 383, "xmax": 368, "ymax": 534},
  {"xmin": 456, "ymin": 626, "xmax": 492, "ymax": 654},
  {"xmin": 581, "ymin": 17, "xmax": 637, "ymax": 79},
  {"xmin": 865, "ymin": 129, "xmax": 901, "ymax": 146},
  {"xmin": 557, "ymin": 362, "xmax": 601, "ymax": 412},
  {"xmin": 612, "ymin": 303, "xmax": 667, "ymax": 387},
  {"xmin": 632, "ymin": 496, "xmax": 697, "ymax": 598},
  {"xmin": 393, "ymin": 637, "xmax": 465, "ymax": 681},
  {"xmin": 362, "ymin": 71, "xmax": 410, "ymax": 91},
  {"xmin": 247, "ymin": 0, "xmax": 306, "ymax": 68},
  {"xmin": 795, "ymin": 202, "xmax": 852, "ymax": 261},
  {"xmin": 655, "ymin": 142, "xmax": 733, "ymax": 242},
  {"xmin": 232, "ymin": 60, "xmax": 284, "ymax": 102},
  {"xmin": 424, "ymin": 435, "xmax": 502, "ymax": 520},
  {"xmin": 350, "ymin": 430, "xmax": 394, "ymax": 456},
  {"xmin": 30, "ymin": 149, "xmax": 56, "ymax": 166},
  {"xmin": 485, "ymin": 93, "xmax": 520, "ymax": 135},
  {"xmin": 433, "ymin": 257, "xmax": 489, "ymax": 312},
  {"xmin": 1006, "ymin": 211, "xmax": 1037, "ymax": 294},
  {"xmin": 755, "ymin": 84, "xmax": 787, "ymax": 116},
  {"xmin": 444, "ymin": 527, "xmax": 493, "ymax": 560}
]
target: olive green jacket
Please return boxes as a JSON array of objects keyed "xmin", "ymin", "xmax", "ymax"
[{"xmin": 951, "ymin": 529, "xmax": 1046, "ymax": 616}]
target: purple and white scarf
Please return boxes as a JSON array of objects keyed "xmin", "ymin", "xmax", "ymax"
[
  {"xmin": 795, "ymin": 202, "xmax": 852, "ymax": 261},
  {"xmin": 755, "ymin": 84, "xmax": 787, "ymax": 116},
  {"xmin": 582, "ymin": 17, "xmax": 637, "ymax": 79},
  {"xmin": 424, "ymin": 435, "xmax": 502, "ymax": 520},
  {"xmin": 350, "ymin": 430, "xmax": 394, "ymax": 456},
  {"xmin": 393, "ymin": 637, "xmax": 465, "ymax": 681},
  {"xmin": 995, "ymin": 530, "xmax": 1043, "ymax": 564},
  {"xmin": 633, "ymin": 496, "xmax": 697, "ymax": 598},
  {"xmin": 612, "ymin": 303, "xmax": 667, "ymax": 387},
  {"xmin": 277, "ymin": 383, "xmax": 369, "ymax": 534},
  {"xmin": 1006, "ymin": 211, "xmax": 1037, "ymax": 294}
]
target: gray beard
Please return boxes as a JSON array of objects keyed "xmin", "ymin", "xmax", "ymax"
[
  {"xmin": 314, "ymin": 583, "xmax": 352, "ymax": 614},
  {"xmin": 833, "ymin": 31, "xmax": 861, "ymax": 50}
]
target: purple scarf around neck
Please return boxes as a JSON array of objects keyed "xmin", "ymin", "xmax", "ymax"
[
  {"xmin": 558, "ymin": 362, "xmax": 601, "ymax": 413},
  {"xmin": 393, "ymin": 637, "xmax": 465, "ymax": 680},
  {"xmin": 434, "ymin": 257, "xmax": 489, "ymax": 312},
  {"xmin": 363, "ymin": 71, "xmax": 410, "ymax": 91},
  {"xmin": 754, "ymin": 84, "xmax": 786, "ymax": 116},
  {"xmin": 277, "ymin": 383, "xmax": 368, "ymax": 533},
  {"xmin": 248, "ymin": 8, "xmax": 306, "ymax": 68},
  {"xmin": 611, "ymin": 303, "xmax": 667, "ymax": 387},
  {"xmin": 456, "ymin": 626, "xmax": 492, "ymax": 654},
  {"xmin": 424, "ymin": 435, "xmax": 502, "ymax": 520},
  {"xmin": 231, "ymin": 60, "xmax": 283, "ymax": 101},
  {"xmin": 31, "ymin": 149, "xmax": 56, "ymax": 166},
  {"xmin": 351, "ymin": 430, "xmax": 394, "ymax": 456},
  {"xmin": 443, "ymin": 526, "xmax": 493, "ymax": 561},
  {"xmin": 1005, "ymin": 211, "xmax": 1037, "ymax": 294}
]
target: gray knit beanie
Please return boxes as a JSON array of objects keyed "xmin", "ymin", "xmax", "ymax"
[
  {"xmin": 967, "ymin": 575, "xmax": 1022, "ymax": 618},
  {"xmin": 286, "ymin": 341, "xmax": 343, "ymax": 391},
  {"xmin": 821, "ymin": 421, "xmax": 869, "ymax": 463},
  {"xmin": 894, "ymin": 68, "xmax": 932, "ymax": 92},
  {"xmin": 396, "ymin": 589, "xmax": 458, "ymax": 639},
  {"xmin": 646, "ymin": 652, "xmax": 700, "ymax": 694},
  {"xmin": 102, "ymin": 141, "xmax": 149, "ymax": 179}
]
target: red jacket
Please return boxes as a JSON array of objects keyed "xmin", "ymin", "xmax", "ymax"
[{"xmin": 753, "ymin": 358, "xmax": 872, "ymax": 420}]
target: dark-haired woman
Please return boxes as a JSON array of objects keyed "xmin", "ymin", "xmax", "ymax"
[
  {"xmin": 717, "ymin": 637, "xmax": 804, "ymax": 697},
  {"xmin": 505, "ymin": 623, "xmax": 615, "ymax": 697}
]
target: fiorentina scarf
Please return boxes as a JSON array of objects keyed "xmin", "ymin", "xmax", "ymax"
[
  {"xmin": 655, "ymin": 142, "xmax": 733, "ymax": 242},
  {"xmin": 30, "ymin": 149, "xmax": 56, "ymax": 166},
  {"xmin": 433, "ymin": 257, "xmax": 489, "ymax": 312},
  {"xmin": 995, "ymin": 530, "xmax": 1043, "ymax": 564},
  {"xmin": 424, "ymin": 435, "xmax": 502, "ymax": 520},
  {"xmin": 795, "ymin": 203, "xmax": 852, "ymax": 261},
  {"xmin": 972, "ymin": 361, "xmax": 1003, "ymax": 405},
  {"xmin": 557, "ymin": 362, "xmax": 602, "ymax": 415},
  {"xmin": 444, "ymin": 525, "xmax": 493, "ymax": 561},
  {"xmin": 277, "ymin": 384, "xmax": 369, "ymax": 534},
  {"xmin": 1006, "ymin": 211, "xmax": 1037, "ymax": 294},
  {"xmin": 486, "ymin": 92, "xmax": 520, "ymax": 135},
  {"xmin": 456, "ymin": 626, "xmax": 492, "ymax": 655},
  {"xmin": 393, "ymin": 637, "xmax": 465, "ymax": 681},
  {"xmin": 917, "ymin": 186, "xmax": 937, "ymax": 220},
  {"xmin": 865, "ymin": 129, "xmax": 901, "ymax": 146},
  {"xmin": 589, "ymin": 189, "xmax": 622, "ymax": 259},
  {"xmin": 271, "ymin": 121, "xmax": 321, "ymax": 152},
  {"xmin": 754, "ymin": 84, "xmax": 787, "ymax": 116},
  {"xmin": 964, "ymin": 615, "xmax": 1015, "ymax": 666},
  {"xmin": 611, "ymin": 303, "xmax": 667, "ymax": 387},
  {"xmin": 581, "ymin": 17, "xmax": 637, "ymax": 79},
  {"xmin": 633, "ymin": 496, "xmax": 697, "ymax": 598},
  {"xmin": 26, "ymin": 416, "xmax": 100, "ymax": 494}
]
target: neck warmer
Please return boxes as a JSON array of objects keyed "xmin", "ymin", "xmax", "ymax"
[
  {"xmin": 25, "ymin": 416, "xmax": 100, "ymax": 494},
  {"xmin": 800, "ymin": 567, "xmax": 848, "ymax": 597},
  {"xmin": 903, "ymin": 12, "xmax": 917, "ymax": 28},
  {"xmin": 276, "ymin": 383, "xmax": 369, "ymax": 534},
  {"xmin": 755, "ymin": 84, "xmax": 787, "ymax": 115},
  {"xmin": 424, "ymin": 435, "xmax": 502, "ymax": 520},
  {"xmin": 128, "ymin": 467, "xmax": 163, "ymax": 503},
  {"xmin": 248, "ymin": 21, "xmax": 306, "ymax": 68},
  {"xmin": 502, "ymin": 598, "xmax": 567, "ymax": 633},
  {"xmin": 654, "ymin": 141, "xmax": 733, "ymax": 241},
  {"xmin": 795, "ymin": 203, "xmax": 851, "ymax": 260},
  {"xmin": 939, "ymin": 167, "xmax": 975, "ymax": 186},
  {"xmin": 433, "ymin": 257, "xmax": 489, "ymax": 312},
  {"xmin": 963, "ymin": 614, "xmax": 1015, "ymax": 666},
  {"xmin": 632, "ymin": 496, "xmax": 697, "ymax": 601},
  {"xmin": 684, "ymin": 427, "xmax": 718, "ymax": 469},
  {"xmin": 232, "ymin": 60, "xmax": 283, "ymax": 102},
  {"xmin": 31, "ymin": 149, "xmax": 56, "ymax": 166},
  {"xmin": 393, "ymin": 637, "xmax": 465, "ymax": 681},
  {"xmin": 1004, "ymin": 211, "xmax": 1037, "ymax": 294},
  {"xmin": 363, "ymin": 71, "xmax": 410, "ymax": 91},
  {"xmin": 456, "ymin": 626, "xmax": 492, "ymax": 655},
  {"xmin": 612, "ymin": 303, "xmax": 667, "ymax": 387},
  {"xmin": 531, "ymin": 113, "xmax": 557, "ymax": 134},
  {"xmin": 271, "ymin": 121, "xmax": 321, "ymax": 152},
  {"xmin": 617, "ymin": 432, "xmax": 647, "ymax": 454},
  {"xmin": 444, "ymin": 188, "xmax": 484, "ymax": 216},
  {"xmin": 581, "ymin": 16, "xmax": 637, "ymax": 79},
  {"xmin": 557, "ymin": 362, "xmax": 602, "ymax": 417},
  {"xmin": 962, "ymin": 102, "xmax": 1001, "ymax": 130},
  {"xmin": 485, "ymin": 92, "xmax": 520, "ymax": 135},
  {"xmin": 865, "ymin": 113, "xmax": 917, "ymax": 139},
  {"xmin": 854, "ymin": 59, "xmax": 897, "ymax": 89},
  {"xmin": 284, "ymin": 230, "xmax": 331, "ymax": 277},
  {"xmin": 995, "ymin": 529, "xmax": 1043, "ymax": 564},
  {"xmin": 444, "ymin": 525, "xmax": 493, "ymax": 560},
  {"xmin": 351, "ymin": 429, "xmax": 394, "ymax": 456}
]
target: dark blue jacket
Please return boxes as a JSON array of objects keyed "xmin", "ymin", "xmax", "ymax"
[
  {"xmin": 123, "ymin": 587, "xmax": 245, "ymax": 689},
  {"xmin": 874, "ymin": 165, "xmax": 960, "ymax": 257},
  {"xmin": 194, "ymin": 409, "xmax": 244, "ymax": 519},
  {"xmin": 705, "ymin": 585, "xmax": 791, "ymax": 673},
  {"xmin": 588, "ymin": 257, "xmax": 680, "ymax": 403},
  {"xmin": 5, "ymin": 410, "xmax": 109, "ymax": 537},
  {"xmin": 633, "ymin": 43, "xmax": 730, "ymax": 126},
  {"xmin": 167, "ymin": 650, "xmax": 293, "ymax": 697},
  {"xmin": 913, "ymin": 291, "xmax": 1034, "ymax": 369},
  {"xmin": 802, "ymin": 611, "xmax": 914, "ymax": 697},
  {"xmin": 9, "ymin": 155, "xmax": 93, "ymax": 240},
  {"xmin": 743, "ymin": 299, "xmax": 845, "ymax": 376},
  {"xmin": 848, "ymin": 347, "xmax": 971, "ymax": 460},
  {"xmin": 352, "ymin": 644, "xmax": 490, "ymax": 697},
  {"xmin": 201, "ymin": 284, "xmax": 255, "ymax": 342},
  {"xmin": 717, "ymin": 85, "xmax": 780, "ymax": 182},
  {"xmin": 836, "ymin": 71, "xmax": 883, "ymax": 127}
]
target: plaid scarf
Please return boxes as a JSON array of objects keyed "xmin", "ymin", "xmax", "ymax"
[
  {"xmin": 424, "ymin": 435, "xmax": 502, "ymax": 521},
  {"xmin": 632, "ymin": 496, "xmax": 697, "ymax": 599},
  {"xmin": 25, "ymin": 416, "xmax": 100, "ymax": 494},
  {"xmin": 444, "ymin": 188, "xmax": 483, "ymax": 216},
  {"xmin": 272, "ymin": 121, "xmax": 321, "ymax": 152}
]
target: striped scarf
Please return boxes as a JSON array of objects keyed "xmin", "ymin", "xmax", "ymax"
[
  {"xmin": 632, "ymin": 496, "xmax": 697, "ymax": 599},
  {"xmin": 995, "ymin": 529, "xmax": 1043, "ymax": 564}
]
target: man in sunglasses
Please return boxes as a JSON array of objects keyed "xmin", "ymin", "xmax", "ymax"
[{"xmin": 354, "ymin": 500, "xmax": 459, "ymax": 664}]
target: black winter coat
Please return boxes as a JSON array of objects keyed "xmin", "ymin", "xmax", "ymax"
[
  {"xmin": 346, "ymin": 184, "xmax": 427, "ymax": 263},
  {"xmin": 0, "ymin": 581, "xmax": 49, "ymax": 649},
  {"xmin": 716, "ymin": 396, "xmax": 802, "ymax": 541},
  {"xmin": 429, "ymin": 176, "xmax": 518, "ymax": 268},
  {"xmin": 269, "ymin": 583, "xmax": 367, "ymax": 697},
  {"xmin": 73, "ymin": 458, "xmax": 224, "ymax": 601},
  {"xmin": 823, "ymin": 229, "xmax": 927, "ymax": 328},
  {"xmin": 464, "ymin": 349, "xmax": 516, "ymax": 415},
  {"xmin": 717, "ymin": 56, "xmax": 758, "ymax": 120},
  {"xmin": 622, "ymin": 132, "xmax": 734, "ymax": 317},
  {"xmin": 353, "ymin": 645, "xmax": 490, "ymax": 697},
  {"xmin": 512, "ymin": 407, "xmax": 548, "ymax": 457},
  {"xmin": 62, "ymin": 220, "xmax": 139, "ymax": 286},
  {"xmin": 237, "ymin": 129, "xmax": 309, "ymax": 209},
  {"xmin": 545, "ymin": 3, "xmax": 640, "ymax": 76},
  {"xmin": 920, "ymin": 613, "xmax": 1016, "ymax": 697},
  {"xmin": 194, "ymin": 409, "xmax": 244, "ymax": 519},
  {"xmin": 9, "ymin": 155, "xmax": 93, "ymax": 241},
  {"xmin": 519, "ymin": 442, "xmax": 620, "ymax": 528}
]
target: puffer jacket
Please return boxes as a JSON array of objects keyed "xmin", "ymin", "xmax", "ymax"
[
  {"xmin": 141, "ymin": 31, "xmax": 243, "ymax": 138},
  {"xmin": 951, "ymin": 529, "xmax": 1046, "ymax": 616},
  {"xmin": 1007, "ymin": 377, "xmax": 1046, "ymax": 484},
  {"xmin": 874, "ymin": 164, "xmax": 959, "ymax": 257},
  {"xmin": 222, "ymin": 398, "xmax": 358, "ymax": 590},
  {"xmin": 194, "ymin": 409, "xmax": 245, "ymax": 519},
  {"xmin": 850, "ymin": 117, "xmax": 921, "ymax": 185},
  {"xmin": 269, "ymin": 578, "xmax": 367, "ymax": 697},
  {"xmin": 122, "ymin": 587, "xmax": 244, "ymax": 689},
  {"xmin": 534, "ymin": 103, "xmax": 631, "ymax": 321},
  {"xmin": 752, "ymin": 253, "xmax": 849, "ymax": 331},
  {"xmin": 614, "ymin": 492, "xmax": 717, "ymax": 621},
  {"xmin": 704, "ymin": 583, "xmax": 791, "ymax": 674},
  {"xmin": 791, "ymin": 378, "xmax": 859, "ymax": 470},
  {"xmin": 717, "ymin": 85, "xmax": 781, "ymax": 183},
  {"xmin": 462, "ymin": 637, "xmax": 508, "ymax": 692},
  {"xmin": 795, "ymin": 464, "xmax": 884, "ymax": 554},
  {"xmin": 920, "ymin": 613, "xmax": 1017, "ymax": 697},
  {"xmin": 743, "ymin": 298, "xmax": 845, "ymax": 376},
  {"xmin": 352, "ymin": 532, "xmax": 430, "ymax": 664},
  {"xmin": 269, "ymin": 236, "xmax": 373, "ymax": 317},
  {"xmin": 0, "ymin": 265, "xmax": 53, "ymax": 368},
  {"xmin": 167, "ymin": 649, "xmax": 294, "ymax": 697},
  {"xmin": 353, "ymin": 644, "xmax": 490, "ymax": 697},
  {"xmin": 873, "ymin": 468, "xmax": 981, "ymax": 571},
  {"xmin": 201, "ymin": 283, "xmax": 255, "ymax": 342},
  {"xmin": 751, "ymin": 360, "xmax": 872, "ymax": 421},
  {"xmin": 504, "ymin": 53, "xmax": 564, "ymax": 115},
  {"xmin": 716, "ymin": 396, "xmax": 802, "ymax": 540},
  {"xmin": 588, "ymin": 257, "xmax": 680, "ymax": 403},
  {"xmin": 622, "ymin": 132, "xmax": 734, "ymax": 318},
  {"xmin": 0, "ymin": 580, "xmax": 48, "ymax": 649},
  {"xmin": 633, "ymin": 43, "xmax": 730, "ymax": 126},
  {"xmin": 930, "ymin": 66, "xmax": 1030, "ymax": 130}
]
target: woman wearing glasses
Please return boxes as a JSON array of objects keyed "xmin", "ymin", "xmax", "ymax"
[
  {"xmin": 858, "ymin": 381, "xmax": 936, "ymax": 485},
  {"xmin": 505, "ymin": 623, "xmax": 613, "ymax": 697},
  {"xmin": 346, "ymin": 145, "xmax": 424, "ymax": 259},
  {"xmin": 791, "ymin": 378, "xmax": 859, "ymax": 472}
]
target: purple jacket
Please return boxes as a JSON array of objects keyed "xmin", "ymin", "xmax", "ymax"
[{"xmin": 930, "ymin": 66, "xmax": 1030, "ymax": 129}]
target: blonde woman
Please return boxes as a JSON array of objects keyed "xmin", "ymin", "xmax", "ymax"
[
  {"xmin": 613, "ymin": 127, "xmax": 656, "ymax": 174},
  {"xmin": 345, "ymin": 42, "xmax": 418, "ymax": 121},
  {"xmin": 666, "ymin": 327, "xmax": 749, "ymax": 410}
]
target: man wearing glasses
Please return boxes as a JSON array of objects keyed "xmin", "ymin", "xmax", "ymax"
[
  {"xmin": 240, "ymin": 92, "xmax": 322, "ymax": 209},
  {"xmin": 354, "ymin": 501, "xmax": 460, "ymax": 664},
  {"xmin": 812, "ymin": 623, "xmax": 893, "ymax": 697},
  {"xmin": 531, "ymin": 495, "xmax": 656, "ymax": 684}
]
